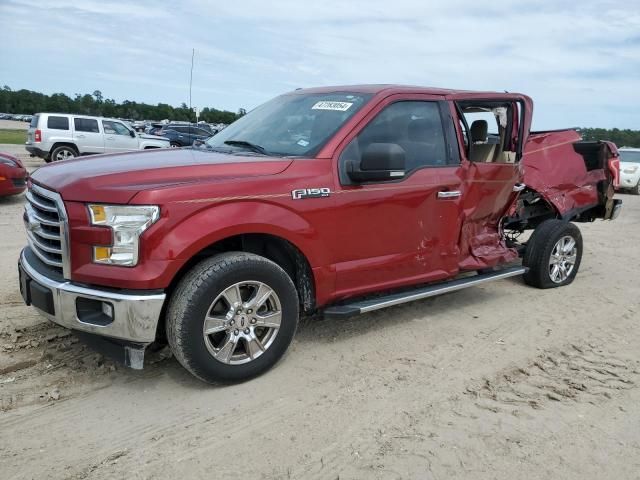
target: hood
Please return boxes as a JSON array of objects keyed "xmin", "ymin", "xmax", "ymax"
[
  {"xmin": 0, "ymin": 151, "xmax": 24, "ymax": 169},
  {"xmin": 31, "ymin": 148, "xmax": 293, "ymax": 203}
]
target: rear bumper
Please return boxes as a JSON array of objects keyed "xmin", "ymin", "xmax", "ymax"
[
  {"xmin": 25, "ymin": 145, "xmax": 48, "ymax": 158},
  {"xmin": 18, "ymin": 248, "xmax": 166, "ymax": 345}
]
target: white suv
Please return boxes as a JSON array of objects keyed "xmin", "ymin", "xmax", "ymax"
[
  {"xmin": 618, "ymin": 148, "xmax": 640, "ymax": 195},
  {"xmin": 25, "ymin": 113, "xmax": 170, "ymax": 162}
]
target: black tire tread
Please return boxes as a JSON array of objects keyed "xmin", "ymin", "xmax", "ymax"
[
  {"xmin": 523, "ymin": 219, "xmax": 582, "ymax": 289},
  {"xmin": 166, "ymin": 252, "xmax": 298, "ymax": 384}
]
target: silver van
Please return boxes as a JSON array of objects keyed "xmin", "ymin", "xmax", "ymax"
[{"xmin": 26, "ymin": 113, "xmax": 170, "ymax": 162}]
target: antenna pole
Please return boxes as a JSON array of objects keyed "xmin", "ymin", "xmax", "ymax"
[{"xmin": 189, "ymin": 48, "xmax": 195, "ymax": 122}]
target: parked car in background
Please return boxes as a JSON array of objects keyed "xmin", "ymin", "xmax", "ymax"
[
  {"xmin": 158, "ymin": 124, "xmax": 212, "ymax": 147},
  {"xmin": 0, "ymin": 152, "xmax": 27, "ymax": 197},
  {"xmin": 196, "ymin": 123, "xmax": 219, "ymax": 135},
  {"xmin": 25, "ymin": 113, "xmax": 171, "ymax": 162},
  {"xmin": 146, "ymin": 123, "xmax": 165, "ymax": 135},
  {"xmin": 132, "ymin": 121, "xmax": 146, "ymax": 132},
  {"xmin": 618, "ymin": 147, "xmax": 640, "ymax": 194}
]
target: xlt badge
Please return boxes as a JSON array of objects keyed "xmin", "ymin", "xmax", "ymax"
[{"xmin": 291, "ymin": 188, "xmax": 331, "ymax": 200}]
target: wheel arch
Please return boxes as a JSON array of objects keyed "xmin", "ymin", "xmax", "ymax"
[
  {"xmin": 157, "ymin": 232, "xmax": 316, "ymax": 342},
  {"xmin": 504, "ymin": 186, "xmax": 561, "ymax": 231},
  {"xmin": 50, "ymin": 142, "xmax": 79, "ymax": 155}
]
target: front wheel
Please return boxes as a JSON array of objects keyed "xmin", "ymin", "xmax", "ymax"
[
  {"xmin": 523, "ymin": 219, "xmax": 583, "ymax": 289},
  {"xmin": 166, "ymin": 252, "xmax": 299, "ymax": 384},
  {"xmin": 633, "ymin": 180, "xmax": 640, "ymax": 195}
]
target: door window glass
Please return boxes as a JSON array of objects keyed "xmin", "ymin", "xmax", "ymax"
[
  {"xmin": 47, "ymin": 116, "xmax": 69, "ymax": 130},
  {"xmin": 103, "ymin": 120, "xmax": 131, "ymax": 136},
  {"xmin": 74, "ymin": 118, "xmax": 99, "ymax": 133},
  {"xmin": 342, "ymin": 101, "xmax": 447, "ymax": 176}
]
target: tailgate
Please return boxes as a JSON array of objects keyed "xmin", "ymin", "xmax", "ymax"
[{"xmin": 26, "ymin": 113, "xmax": 39, "ymax": 144}]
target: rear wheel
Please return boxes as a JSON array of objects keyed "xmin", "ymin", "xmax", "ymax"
[
  {"xmin": 50, "ymin": 145, "xmax": 78, "ymax": 162},
  {"xmin": 166, "ymin": 252, "xmax": 299, "ymax": 384},
  {"xmin": 523, "ymin": 219, "xmax": 583, "ymax": 289},
  {"xmin": 170, "ymin": 142, "xmax": 181, "ymax": 148}
]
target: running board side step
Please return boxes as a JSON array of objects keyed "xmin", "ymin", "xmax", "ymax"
[{"xmin": 323, "ymin": 266, "xmax": 527, "ymax": 318}]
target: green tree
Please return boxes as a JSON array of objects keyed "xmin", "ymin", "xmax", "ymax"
[{"xmin": 0, "ymin": 85, "xmax": 240, "ymax": 124}]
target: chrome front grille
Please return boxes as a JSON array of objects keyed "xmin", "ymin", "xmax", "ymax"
[{"xmin": 24, "ymin": 184, "xmax": 70, "ymax": 277}]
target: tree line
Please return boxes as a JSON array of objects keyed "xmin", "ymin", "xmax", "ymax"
[
  {"xmin": 0, "ymin": 86, "xmax": 241, "ymax": 124},
  {"xmin": 1, "ymin": 86, "xmax": 638, "ymax": 144},
  {"xmin": 578, "ymin": 128, "xmax": 640, "ymax": 148}
]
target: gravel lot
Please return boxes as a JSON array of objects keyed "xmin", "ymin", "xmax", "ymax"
[{"xmin": 1, "ymin": 145, "xmax": 639, "ymax": 479}]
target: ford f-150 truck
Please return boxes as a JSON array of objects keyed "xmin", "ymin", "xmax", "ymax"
[{"xmin": 18, "ymin": 85, "xmax": 622, "ymax": 384}]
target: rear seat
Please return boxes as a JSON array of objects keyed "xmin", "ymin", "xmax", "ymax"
[{"xmin": 469, "ymin": 120, "xmax": 496, "ymax": 163}]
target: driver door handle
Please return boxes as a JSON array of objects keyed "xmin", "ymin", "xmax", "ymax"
[{"xmin": 437, "ymin": 190, "xmax": 461, "ymax": 199}]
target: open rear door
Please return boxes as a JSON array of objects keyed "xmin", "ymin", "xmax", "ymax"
[{"xmin": 449, "ymin": 95, "xmax": 531, "ymax": 270}]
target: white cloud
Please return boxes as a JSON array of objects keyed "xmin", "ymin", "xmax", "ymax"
[{"xmin": 0, "ymin": 0, "xmax": 638, "ymax": 128}]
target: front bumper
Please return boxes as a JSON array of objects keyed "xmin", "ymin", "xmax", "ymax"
[
  {"xmin": 619, "ymin": 172, "xmax": 640, "ymax": 189},
  {"xmin": 18, "ymin": 248, "xmax": 166, "ymax": 345}
]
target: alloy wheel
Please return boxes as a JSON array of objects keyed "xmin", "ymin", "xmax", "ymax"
[{"xmin": 202, "ymin": 281, "xmax": 282, "ymax": 365}]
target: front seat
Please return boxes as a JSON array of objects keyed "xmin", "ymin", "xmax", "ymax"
[{"xmin": 469, "ymin": 120, "xmax": 496, "ymax": 163}]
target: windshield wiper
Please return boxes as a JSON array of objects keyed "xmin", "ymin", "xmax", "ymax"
[{"xmin": 223, "ymin": 140, "xmax": 269, "ymax": 155}]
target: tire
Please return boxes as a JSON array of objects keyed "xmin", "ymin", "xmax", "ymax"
[
  {"xmin": 166, "ymin": 252, "xmax": 299, "ymax": 384},
  {"xmin": 633, "ymin": 181, "xmax": 640, "ymax": 195},
  {"xmin": 50, "ymin": 145, "xmax": 78, "ymax": 162},
  {"xmin": 169, "ymin": 142, "xmax": 181, "ymax": 148},
  {"xmin": 523, "ymin": 219, "xmax": 583, "ymax": 289}
]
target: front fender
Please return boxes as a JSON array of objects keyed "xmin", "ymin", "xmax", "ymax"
[{"xmin": 143, "ymin": 199, "xmax": 330, "ymax": 287}]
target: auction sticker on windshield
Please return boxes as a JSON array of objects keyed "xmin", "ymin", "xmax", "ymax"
[{"xmin": 311, "ymin": 101, "xmax": 353, "ymax": 111}]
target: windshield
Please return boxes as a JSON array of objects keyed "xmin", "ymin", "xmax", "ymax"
[
  {"xmin": 620, "ymin": 150, "xmax": 640, "ymax": 163},
  {"xmin": 205, "ymin": 92, "xmax": 372, "ymax": 157}
]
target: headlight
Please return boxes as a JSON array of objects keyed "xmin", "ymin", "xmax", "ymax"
[
  {"xmin": 623, "ymin": 166, "xmax": 638, "ymax": 174},
  {"xmin": 88, "ymin": 204, "xmax": 160, "ymax": 266}
]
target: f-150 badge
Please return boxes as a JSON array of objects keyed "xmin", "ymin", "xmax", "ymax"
[{"xmin": 291, "ymin": 188, "xmax": 331, "ymax": 200}]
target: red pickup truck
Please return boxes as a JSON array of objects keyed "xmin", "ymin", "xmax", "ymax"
[{"xmin": 18, "ymin": 85, "xmax": 622, "ymax": 383}]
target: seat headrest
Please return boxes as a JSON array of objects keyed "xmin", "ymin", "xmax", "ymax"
[{"xmin": 470, "ymin": 120, "xmax": 488, "ymax": 143}]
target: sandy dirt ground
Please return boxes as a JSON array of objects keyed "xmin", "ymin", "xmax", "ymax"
[{"xmin": 1, "ymin": 146, "xmax": 639, "ymax": 479}]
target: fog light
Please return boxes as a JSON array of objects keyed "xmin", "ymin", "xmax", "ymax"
[
  {"xmin": 102, "ymin": 302, "xmax": 114, "ymax": 318},
  {"xmin": 76, "ymin": 298, "xmax": 114, "ymax": 326}
]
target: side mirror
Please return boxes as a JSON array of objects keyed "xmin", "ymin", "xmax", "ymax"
[
  {"xmin": 130, "ymin": 130, "xmax": 136, "ymax": 138},
  {"xmin": 347, "ymin": 143, "xmax": 405, "ymax": 182}
]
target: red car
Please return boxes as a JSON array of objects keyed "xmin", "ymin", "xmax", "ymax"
[
  {"xmin": 17, "ymin": 85, "xmax": 621, "ymax": 383},
  {"xmin": 0, "ymin": 152, "xmax": 27, "ymax": 196}
]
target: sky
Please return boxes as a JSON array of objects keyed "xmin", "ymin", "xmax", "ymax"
[{"xmin": 1, "ymin": 0, "xmax": 639, "ymax": 129}]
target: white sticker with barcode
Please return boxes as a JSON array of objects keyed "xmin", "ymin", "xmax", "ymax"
[{"xmin": 311, "ymin": 101, "xmax": 353, "ymax": 111}]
